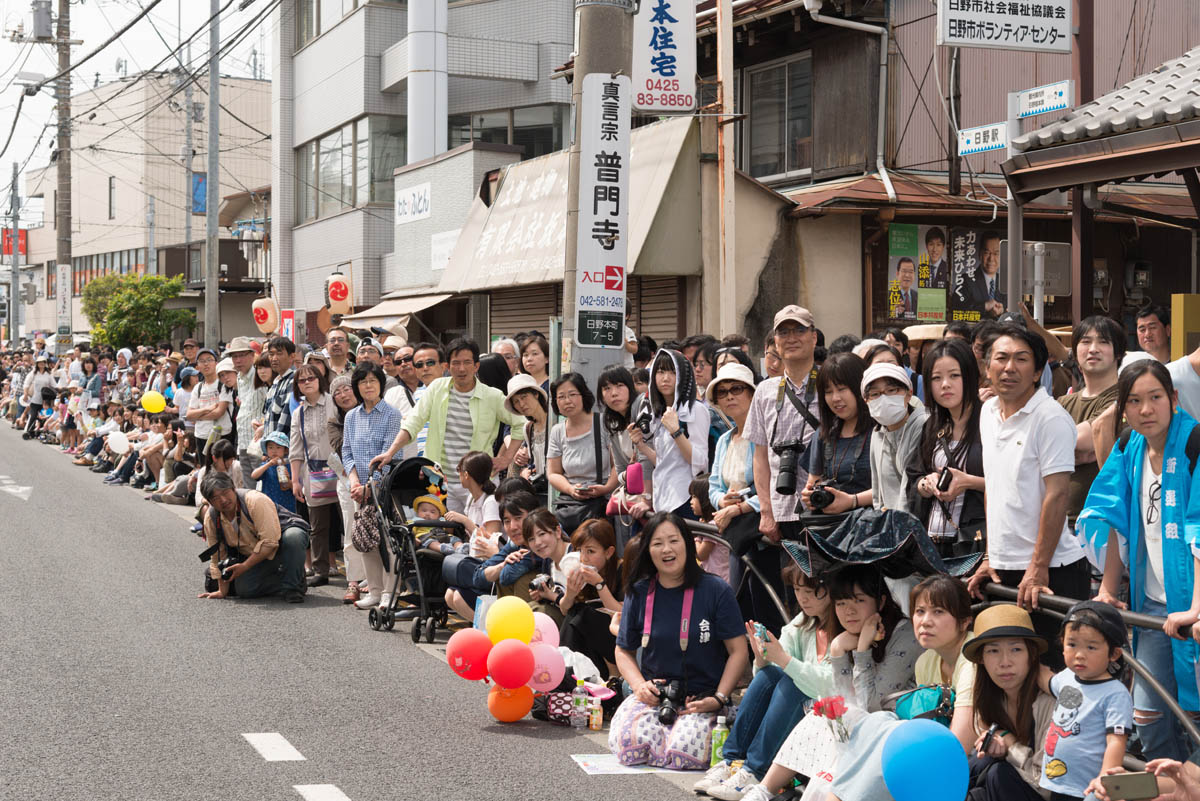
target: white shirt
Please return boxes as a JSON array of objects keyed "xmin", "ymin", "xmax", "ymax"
[
  {"xmin": 191, "ymin": 378, "xmax": 232, "ymax": 440},
  {"xmin": 383, "ymin": 383, "xmax": 420, "ymax": 461},
  {"xmin": 623, "ymin": 326, "xmax": 637, "ymax": 369},
  {"xmin": 465, "ymin": 492, "xmax": 501, "ymax": 558},
  {"xmin": 1167, "ymin": 356, "xmax": 1200, "ymax": 422},
  {"xmin": 980, "ymin": 388, "xmax": 1084, "ymax": 570},
  {"xmin": 1141, "ymin": 453, "xmax": 1167, "ymax": 604},
  {"xmin": 650, "ymin": 400, "xmax": 710, "ymax": 513}
]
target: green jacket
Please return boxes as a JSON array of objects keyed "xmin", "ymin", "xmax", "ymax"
[
  {"xmin": 401, "ymin": 376, "xmax": 525, "ymax": 468},
  {"xmin": 756, "ymin": 612, "xmax": 835, "ymax": 699}
]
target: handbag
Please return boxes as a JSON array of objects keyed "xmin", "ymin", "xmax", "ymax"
[
  {"xmin": 553, "ymin": 414, "xmax": 609, "ymax": 534},
  {"xmin": 299, "ymin": 406, "xmax": 338, "ymax": 501},
  {"xmin": 351, "ymin": 503, "xmax": 384, "ymax": 553},
  {"xmin": 884, "ymin": 684, "xmax": 955, "ymax": 726}
]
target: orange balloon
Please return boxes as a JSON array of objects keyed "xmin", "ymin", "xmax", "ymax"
[{"xmin": 487, "ymin": 685, "xmax": 534, "ymax": 723}]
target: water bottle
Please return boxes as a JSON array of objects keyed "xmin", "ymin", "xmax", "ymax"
[
  {"xmin": 710, "ymin": 716, "xmax": 729, "ymax": 767},
  {"xmin": 570, "ymin": 678, "xmax": 589, "ymax": 729}
]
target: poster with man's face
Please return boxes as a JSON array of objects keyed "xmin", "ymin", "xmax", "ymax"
[
  {"xmin": 948, "ymin": 227, "xmax": 1006, "ymax": 323},
  {"xmin": 887, "ymin": 223, "xmax": 948, "ymax": 322}
]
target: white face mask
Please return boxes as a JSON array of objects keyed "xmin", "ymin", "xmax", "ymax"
[{"xmin": 868, "ymin": 394, "xmax": 909, "ymax": 427}]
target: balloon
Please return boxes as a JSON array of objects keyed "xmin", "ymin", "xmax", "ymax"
[
  {"xmin": 882, "ymin": 719, "xmax": 968, "ymax": 801},
  {"xmin": 445, "ymin": 627, "xmax": 493, "ymax": 681},
  {"xmin": 485, "ymin": 596, "xmax": 535, "ymax": 644},
  {"xmin": 487, "ymin": 685, "xmax": 534, "ymax": 723},
  {"xmin": 107, "ymin": 430, "xmax": 130, "ymax": 455},
  {"xmin": 140, "ymin": 390, "xmax": 166, "ymax": 414},
  {"xmin": 530, "ymin": 612, "xmax": 560, "ymax": 648},
  {"xmin": 486, "ymin": 638, "xmax": 535, "ymax": 689},
  {"xmin": 527, "ymin": 643, "xmax": 566, "ymax": 692}
]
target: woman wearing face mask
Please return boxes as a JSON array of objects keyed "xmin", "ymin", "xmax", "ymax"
[
  {"xmin": 643, "ymin": 349, "xmax": 710, "ymax": 518},
  {"xmin": 906, "ymin": 338, "xmax": 986, "ymax": 559},
  {"xmin": 860, "ymin": 362, "xmax": 927, "ymax": 512},
  {"xmin": 801, "ymin": 352, "xmax": 873, "ymax": 516}
]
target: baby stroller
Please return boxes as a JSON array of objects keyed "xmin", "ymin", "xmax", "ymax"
[{"xmin": 366, "ymin": 456, "xmax": 465, "ymax": 642}]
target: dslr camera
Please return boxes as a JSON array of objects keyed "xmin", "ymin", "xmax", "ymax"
[
  {"xmin": 772, "ymin": 439, "xmax": 807, "ymax": 495},
  {"xmin": 653, "ymin": 679, "xmax": 687, "ymax": 725},
  {"xmin": 635, "ymin": 405, "xmax": 653, "ymax": 438},
  {"xmin": 807, "ymin": 481, "xmax": 837, "ymax": 512},
  {"xmin": 218, "ymin": 552, "xmax": 248, "ymax": 581}
]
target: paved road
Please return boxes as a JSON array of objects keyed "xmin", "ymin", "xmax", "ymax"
[{"xmin": 0, "ymin": 427, "xmax": 698, "ymax": 801}]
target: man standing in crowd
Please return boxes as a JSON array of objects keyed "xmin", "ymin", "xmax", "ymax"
[
  {"xmin": 383, "ymin": 343, "xmax": 423, "ymax": 461},
  {"xmin": 1136, "ymin": 305, "xmax": 1171, "ymax": 363},
  {"xmin": 187, "ymin": 347, "xmax": 234, "ymax": 466},
  {"xmin": 371, "ymin": 338, "xmax": 524, "ymax": 512},
  {"xmin": 1168, "ymin": 341, "xmax": 1200, "ymax": 420},
  {"xmin": 263, "ymin": 336, "xmax": 297, "ymax": 438},
  {"xmin": 970, "ymin": 326, "xmax": 1086, "ymax": 664},
  {"xmin": 491, "ymin": 338, "xmax": 520, "ymax": 376},
  {"xmin": 762, "ymin": 334, "xmax": 783, "ymax": 379},
  {"xmin": 181, "ymin": 338, "xmax": 200, "ymax": 368},
  {"xmin": 226, "ymin": 336, "xmax": 260, "ymax": 488},
  {"xmin": 1059, "ymin": 316, "xmax": 1124, "ymax": 530},
  {"xmin": 381, "ymin": 336, "xmax": 407, "ymax": 390},
  {"xmin": 324, "ymin": 327, "xmax": 354, "ymax": 378},
  {"xmin": 745, "ymin": 305, "xmax": 821, "ymax": 541}
]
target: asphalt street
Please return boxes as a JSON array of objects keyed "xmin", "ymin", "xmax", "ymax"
[{"xmin": 0, "ymin": 426, "xmax": 699, "ymax": 801}]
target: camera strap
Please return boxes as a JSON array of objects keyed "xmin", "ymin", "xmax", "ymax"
[
  {"xmin": 771, "ymin": 371, "xmax": 819, "ymax": 446},
  {"xmin": 642, "ymin": 578, "xmax": 695, "ymax": 652}
]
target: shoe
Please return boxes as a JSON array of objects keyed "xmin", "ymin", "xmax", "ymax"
[
  {"xmin": 305, "ymin": 567, "xmax": 315, "ymax": 578},
  {"xmin": 379, "ymin": 592, "xmax": 393, "ymax": 610},
  {"xmin": 190, "ymin": 522, "xmax": 204, "ymax": 534},
  {"xmin": 694, "ymin": 762, "xmax": 735, "ymax": 794},
  {"xmin": 354, "ymin": 593, "xmax": 381, "ymax": 609},
  {"xmin": 283, "ymin": 590, "xmax": 305, "ymax": 603},
  {"xmin": 143, "ymin": 482, "xmax": 158, "ymax": 492},
  {"xmin": 707, "ymin": 768, "xmax": 758, "ymax": 801},
  {"xmin": 73, "ymin": 456, "xmax": 93, "ymax": 466},
  {"xmin": 394, "ymin": 607, "xmax": 420, "ymax": 621},
  {"xmin": 739, "ymin": 787, "xmax": 772, "ymax": 801},
  {"xmin": 103, "ymin": 475, "xmax": 121, "ymax": 485},
  {"xmin": 306, "ymin": 574, "xmax": 329, "ymax": 588},
  {"xmin": 342, "ymin": 585, "xmax": 360, "ymax": 604}
]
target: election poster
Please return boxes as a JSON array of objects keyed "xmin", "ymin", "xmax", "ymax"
[
  {"xmin": 948, "ymin": 227, "xmax": 1006, "ymax": 323},
  {"xmin": 887, "ymin": 223, "xmax": 949, "ymax": 323}
]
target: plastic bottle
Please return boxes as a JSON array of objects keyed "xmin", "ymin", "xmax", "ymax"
[
  {"xmin": 570, "ymin": 678, "xmax": 589, "ymax": 729},
  {"xmin": 588, "ymin": 698, "xmax": 603, "ymax": 731},
  {"xmin": 710, "ymin": 716, "xmax": 729, "ymax": 767}
]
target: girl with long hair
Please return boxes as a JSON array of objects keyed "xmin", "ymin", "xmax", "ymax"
[
  {"xmin": 643, "ymin": 350, "xmax": 710, "ymax": 517},
  {"xmin": 557, "ymin": 518, "xmax": 624, "ymax": 678},
  {"xmin": 801, "ymin": 352, "xmax": 873, "ymax": 515}
]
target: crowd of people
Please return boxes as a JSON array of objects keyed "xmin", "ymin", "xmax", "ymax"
[{"xmin": 5, "ymin": 298, "xmax": 1200, "ymax": 801}]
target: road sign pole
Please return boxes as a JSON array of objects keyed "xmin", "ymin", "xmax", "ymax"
[
  {"xmin": 1005, "ymin": 91, "xmax": 1023, "ymax": 310},
  {"xmin": 1033, "ymin": 242, "xmax": 1046, "ymax": 325}
]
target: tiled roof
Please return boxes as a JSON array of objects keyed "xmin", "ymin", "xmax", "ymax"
[{"xmin": 1013, "ymin": 45, "xmax": 1200, "ymax": 154}]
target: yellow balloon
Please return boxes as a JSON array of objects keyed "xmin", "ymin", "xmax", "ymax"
[
  {"xmin": 141, "ymin": 390, "xmax": 166, "ymax": 414},
  {"xmin": 485, "ymin": 596, "xmax": 535, "ymax": 644}
]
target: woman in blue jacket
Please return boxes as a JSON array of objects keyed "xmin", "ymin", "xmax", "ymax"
[{"xmin": 1079, "ymin": 359, "xmax": 1200, "ymax": 762}]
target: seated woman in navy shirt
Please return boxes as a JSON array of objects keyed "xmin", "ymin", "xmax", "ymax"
[{"xmin": 608, "ymin": 512, "xmax": 747, "ymax": 770}]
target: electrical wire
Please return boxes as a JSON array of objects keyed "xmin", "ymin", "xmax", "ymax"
[
  {"xmin": 31, "ymin": 0, "xmax": 170, "ymax": 93},
  {"xmin": 930, "ymin": 45, "xmax": 1004, "ymax": 221}
]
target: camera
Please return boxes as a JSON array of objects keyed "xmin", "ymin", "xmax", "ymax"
[
  {"xmin": 773, "ymin": 439, "xmax": 806, "ymax": 495},
  {"xmin": 218, "ymin": 553, "xmax": 247, "ymax": 581},
  {"xmin": 808, "ymin": 481, "xmax": 836, "ymax": 512},
  {"xmin": 635, "ymin": 405, "xmax": 652, "ymax": 438},
  {"xmin": 936, "ymin": 467, "xmax": 953, "ymax": 493},
  {"xmin": 653, "ymin": 679, "xmax": 686, "ymax": 725}
]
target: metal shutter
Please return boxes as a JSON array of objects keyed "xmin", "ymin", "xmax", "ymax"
[
  {"xmin": 635, "ymin": 276, "xmax": 683, "ymax": 345},
  {"xmin": 489, "ymin": 283, "xmax": 562, "ymax": 341}
]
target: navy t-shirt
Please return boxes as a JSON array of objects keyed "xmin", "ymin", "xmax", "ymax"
[
  {"xmin": 617, "ymin": 572, "xmax": 743, "ymax": 697},
  {"xmin": 808, "ymin": 429, "xmax": 873, "ymax": 495}
]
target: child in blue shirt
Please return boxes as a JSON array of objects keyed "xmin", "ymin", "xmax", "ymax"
[
  {"xmin": 251, "ymin": 431, "xmax": 296, "ymax": 513},
  {"xmin": 1040, "ymin": 600, "xmax": 1134, "ymax": 801}
]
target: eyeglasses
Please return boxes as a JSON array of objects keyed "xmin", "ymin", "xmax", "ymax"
[
  {"xmin": 764, "ymin": 351, "xmax": 782, "ymax": 363},
  {"xmin": 326, "ymin": 337, "xmax": 347, "ymax": 344},
  {"xmin": 1146, "ymin": 479, "xmax": 1161, "ymax": 526},
  {"xmin": 298, "ymin": 376, "xmax": 319, "ymax": 384},
  {"xmin": 714, "ymin": 384, "xmax": 748, "ymax": 400},
  {"xmin": 556, "ymin": 391, "xmax": 582, "ymax": 403},
  {"xmin": 694, "ymin": 360, "xmax": 712, "ymax": 369},
  {"xmin": 775, "ymin": 324, "xmax": 812, "ymax": 338},
  {"xmin": 864, "ymin": 385, "xmax": 906, "ymax": 402},
  {"xmin": 413, "ymin": 359, "xmax": 439, "ymax": 369}
]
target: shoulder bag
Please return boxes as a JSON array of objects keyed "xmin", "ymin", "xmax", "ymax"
[
  {"xmin": 299, "ymin": 405, "xmax": 338, "ymax": 501},
  {"xmin": 553, "ymin": 414, "xmax": 609, "ymax": 534}
]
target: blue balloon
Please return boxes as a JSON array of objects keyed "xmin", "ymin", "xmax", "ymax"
[{"xmin": 881, "ymin": 719, "xmax": 968, "ymax": 801}]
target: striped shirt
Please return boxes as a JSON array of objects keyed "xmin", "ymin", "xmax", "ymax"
[{"xmin": 442, "ymin": 387, "xmax": 473, "ymax": 471}]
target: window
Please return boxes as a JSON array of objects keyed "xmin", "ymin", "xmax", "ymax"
[
  {"xmin": 295, "ymin": 142, "xmax": 316, "ymax": 222},
  {"xmin": 294, "ymin": 115, "xmax": 406, "ymax": 222},
  {"xmin": 317, "ymin": 125, "xmax": 352, "ymax": 218},
  {"xmin": 108, "ymin": 176, "xmax": 116, "ymax": 219},
  {"xmin": 367, "ymin": 116, "xmax": 405, "ymax": 204},
  {"xmin": 472, "ymin": 110, "xmax": 510, "ymax": 146},
  {"xmin": 296, "ymin": 0, "xmax": 372, "ymax": 49},
  {"xmin": 513, "ymin": 105, "xmax": 567, "ymax": 159},
  {"xmin": 448, "ymin": 115, "xmax": 472, "ymax": 150},
  {"xmin": 746, "ymin": 55, "xmax": 812, "ymax": 180}
]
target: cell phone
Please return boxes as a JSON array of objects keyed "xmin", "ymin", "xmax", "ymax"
[
  {"xmin": 737, "ymin": 486, "xmax": 756, "ymax": 498},
  {"xmin": 1101, "ymin": 772, "xmax": 1160, "ymax": 801},
  {"xmin": 978, "ymin": 723, "xmax": 998, "ymax": 754},
  {"xmin": 937, "ymin": 467, "xmax": 953, "ymax": 493}
]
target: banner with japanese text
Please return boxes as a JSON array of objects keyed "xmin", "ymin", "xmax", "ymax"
[{"xmin": 633, "ymin": 0, "xmax": 696, "ymax": 113}]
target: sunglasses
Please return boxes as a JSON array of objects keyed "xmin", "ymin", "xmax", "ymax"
[
  {"xmin": 413, "ymin": 359, "xmax": 439, "ymax": 369},
  {"xmin": 395, "ymin": 355, "xmax": 414, "ymax": 365}
]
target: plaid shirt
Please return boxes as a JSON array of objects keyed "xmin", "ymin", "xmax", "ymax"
[
  {"xmin": 263, "ymin": 368, "xmax": 295, "ymax": 438},
  {"xmin": 341, "ymin": 400, "xmax": 404, "ymax": 483},
  {"xmin": 9, "ymin": 365, "xmax": 28, "ymax": 400}
]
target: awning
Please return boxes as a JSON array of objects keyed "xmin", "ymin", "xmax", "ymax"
[
  {"xmin": 437, "ymin": 116, "xmax": 695, "ymax": 294},
  {"xmin": 339, "ymin": 293, "xmax": 452, "ymax": 333}
]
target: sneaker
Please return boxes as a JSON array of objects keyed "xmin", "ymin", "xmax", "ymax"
[
  {"xmin": 283, "ymin": 590, "xmax": 305, "ymax": 603},
  {"xmin": 739, "ymin": 786, "xmax": 772, "ymax": 801},
  {"xmin": 694, "ymin": 761, "xmax": 734, "ymax": 794},
  {"xmin": 707, "ymin": 768, "xmax": 758, "ymax": 801},
  {"xmin": 354, "ymin": 593, "xmax": 382, "ymax": 609},
  {"xmin": 379, "ymin": 592, "xmax": 393, "ymax": 610}
]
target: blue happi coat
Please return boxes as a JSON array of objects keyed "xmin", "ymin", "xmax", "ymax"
[{"xmin": 1077, "ymin": 408, "xmax": 1200, "ymax": 711}]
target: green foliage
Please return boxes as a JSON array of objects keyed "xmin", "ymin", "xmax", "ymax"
[
  {"xmin": 92, "ymin": 275, "xmax": 195, "ymax": 348},
  {"xmin": 80, "ymin": 273, "xmax": 127, "ymax": 331}
]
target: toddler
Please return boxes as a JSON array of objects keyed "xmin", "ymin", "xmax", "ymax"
[
  {"xmin": 1040, "ymin": 600, "xmax": 1133, "ymax": 801},
  {"xmin": 252, "ymin": 431, "xmax": 297, "ymax": 512},
  {"xmin": 411, "ymin": 493, "xmax": 463, "ymax": 554}
]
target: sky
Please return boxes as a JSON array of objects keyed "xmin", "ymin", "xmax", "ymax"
[{"xmin": 0, "ymin": 0, "xmax": 276, "ymax": 222}]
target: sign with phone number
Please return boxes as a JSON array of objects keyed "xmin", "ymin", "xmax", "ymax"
[{"xmin": 632, "ymin": 0, "xmax": 696, "ymax": 113}]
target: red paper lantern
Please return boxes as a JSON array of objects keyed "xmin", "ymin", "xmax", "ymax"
[{"xmin": 326, "ymin": 272, "xmax": 353, "ymax": 315}]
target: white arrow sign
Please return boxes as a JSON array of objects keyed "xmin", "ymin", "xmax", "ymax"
[{"xmin": 0, "ymin": 484, "xmax": 32, "ymax": 501}]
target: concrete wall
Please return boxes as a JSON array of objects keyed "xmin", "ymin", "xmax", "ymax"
[{"xmin": 795, "ymin": 214, "xmax": 863, "ymax": 342}]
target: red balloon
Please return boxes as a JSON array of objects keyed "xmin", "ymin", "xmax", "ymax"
[
  {"xmin": 486, "ymin": 638, "xmax": 535, "ymax": 689},
  {"xmin": 488, "ymin": 685, "xmax": 534, "ymax": 723},
  {"xmin": 446, "ymin": 628, "xmax": 493, "ymax": 681}
]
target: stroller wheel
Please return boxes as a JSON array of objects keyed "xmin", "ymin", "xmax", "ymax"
[
  {"xmin": 410, "ymin": 618, "xmax": 423, "ymax": 643},
  {"xmin": 424, "ymin": 617, "xmax": 437, "ymax": 643},
  {"xmin": 383, "ymin": 609, "xmax": 396, "ymax": 631},
  {"xmin": 368, "ymin": 607, "xmax": 381, "ymax": 631}
]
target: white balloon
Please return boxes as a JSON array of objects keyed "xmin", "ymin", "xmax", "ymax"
[{"xmin": 107, "ymin": 430, "xmax": 130, "ymax": 455}]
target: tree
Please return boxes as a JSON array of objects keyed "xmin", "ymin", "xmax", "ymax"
[
  {"xmin": 93, "ymin": 276, "xmax": 195, "ymax": 348},
  {"xmin": 80, "ymin": 273, "xmax": 127, "ymax": 332}
]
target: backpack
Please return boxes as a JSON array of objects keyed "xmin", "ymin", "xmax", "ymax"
[
  {"xmin": 1117, "ymin": 425, "xmax": 1200, "ymax": 473},
  {"xmin": 199, "ymin": 489, "xmax": 312, "ymax": 591}
]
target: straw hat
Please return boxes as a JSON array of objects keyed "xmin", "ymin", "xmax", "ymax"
[
  {"xmin": 902, "ymin": 323, "xmax": 946, "ymax": 342},
  {"xmin": 962, "ymin": 604, "xmax": 1047, "ymax": 663}
]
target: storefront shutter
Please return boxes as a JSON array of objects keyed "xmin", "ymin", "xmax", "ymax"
[
  {"xmin": 634, "ymin": 276, "xmax": 683, "ymax": 345},
  {"xmin": 489, "ymin": 283, "xmax": 561, "ymax": 341}
]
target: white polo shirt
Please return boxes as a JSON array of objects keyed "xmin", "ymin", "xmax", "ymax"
[{"xmin": 980, "ymin": 387, "xmax": 1084, "ymax": 570}]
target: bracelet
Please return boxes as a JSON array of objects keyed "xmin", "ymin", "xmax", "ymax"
[
  {"xmin": 852, "ymin": 492, "xmax": 858, "ymax": 509},
  {"xmin": 713, "ymin": 691, "xmax": 729, "ymax": 706},
  {"xmin": 670, "ymin": 428, "xmax": 685, "ymax": 439}
]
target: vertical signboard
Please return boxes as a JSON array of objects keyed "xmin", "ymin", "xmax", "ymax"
[
  {"xmin": 575, "ymin": 73, "xmax": 631, "ymax": 348},
  {"xmin": 632, "ymin": 0, "xmax": 696, "ymax": 113}
]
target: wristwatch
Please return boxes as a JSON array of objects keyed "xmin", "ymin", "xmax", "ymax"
[
  {"xmin": 714, "ymin": 691, "xmax": 729, "ymax": 706},
  {"xmin": 670, "ymin": 428, "xmax": 685, "ymax": 438},
  {"xmin": 595, "ymin": 581, "xmax": 606, "ymax": 592}
]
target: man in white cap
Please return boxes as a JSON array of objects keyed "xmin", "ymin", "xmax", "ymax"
[
  {"xmin": 860, "ymin": 361, "xmax": 926, "ymax": 512},
  {"xmin": 187, "ymin": 347, "xmax": 234, "ymax": 466},
  {"xmin": 744, "ymin": 304, "xmax": 821, "ymax": 540},
  {"xmin": 224, "ymin": 336, "xmax": 261, "ymax": 487}
]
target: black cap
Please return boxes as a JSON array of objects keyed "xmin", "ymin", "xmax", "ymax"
[{"xmin": 1061, "ymin": 600, "xmax": 1128, "ymax": 647}]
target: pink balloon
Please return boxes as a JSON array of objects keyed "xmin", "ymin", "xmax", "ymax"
[
  {"xmin": 530, "ymin": 612, "xmax": 560, "ymax": 648},
  {"xmin": 527, "ymin": 643, "xmax": 567, "ymax": 692},
  {"xmin": 487, "ymin": 638, "xmax": 535, "ymax": 689}
]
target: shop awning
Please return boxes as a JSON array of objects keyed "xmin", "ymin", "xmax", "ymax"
[
  {"xmin": 339, "ymin": 293, "xmax": 452, "ymax": 333},
  {"xmin": 437, "ymin": 116, "xmax": 696, "ymax": 294}
]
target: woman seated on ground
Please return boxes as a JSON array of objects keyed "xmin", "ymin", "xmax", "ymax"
[
  {"xmin": 962, "ymin": 604, "xmax": 1055, "ymax": 801},
  {"xmin": 519, "ymin": 508, "xmax": 574, "ymax": 625},
  {"xmin": 752, "ymin": 564, "xmax": 918, "ymax": 801},
  {"xmin": 609, "ymin": 512, "xmax": 746, "ymax": 770},
  {"xmin": 443, "ymin": 491, "xmax": 542, "ymax": 622},
  {"xmin": 696, "ymin": 563, "xmax": 838, "ymax": 800},
  {"xmin": 557, "ymin": 518, "xmax": 624, "ymax": 679}
]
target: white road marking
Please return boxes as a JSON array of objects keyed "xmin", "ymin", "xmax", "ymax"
[
  {"xmin": 293, "ymin": 785, "xmax": 353, "ymax": 801},
  {"xmin": 0, "ymin": 485, "xmax": 31, "ymax": 501},
  {"xmin": 241, "ymin": 732, "xmax": 306, "ymax": 762}
]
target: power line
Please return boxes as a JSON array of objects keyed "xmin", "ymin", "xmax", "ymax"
[{"xmin": 31, "ymin": 0, "xmax": 169, "ymax": 92}]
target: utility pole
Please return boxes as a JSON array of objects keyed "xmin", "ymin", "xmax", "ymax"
[
  {"xmin": 204, "ymin": 0, "xmax": 220, "ymax": 347},
  {"xmin": 9, "ymin": 161, "xmax": 19, "ymax": 344},
  {"xmin": 56, "ymin": 0, "xmax": 70, "ymax": 345},
  {"xmin": 1070, "ymin": 0, "xmax": 1094, "ymax": 325},
  {"xmin": 183, "ymin": 43, "xmax": 194, "ymax": 282},
  {"xmin": 147, "ymin": 196, "xmax": 156, "ymax": 275},
  {"xmin": 717, "ymin": 0, "xmax": 736, "ymax": 337},
  {"xmin": 563, "ymin": 0, "xmax": 633, "ymax": 388}
]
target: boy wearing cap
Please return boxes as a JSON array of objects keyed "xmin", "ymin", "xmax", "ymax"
[
  {"xmin": 251, "ymin": 431, "xmax": 297, "ymax": 512},
  {"xmin": 861, "ymin": 361, "xmax": 927, "ymax": 512},
  {"xmin": 187, "ymin": 348, "xmax": 234, "ymax": 466}
]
